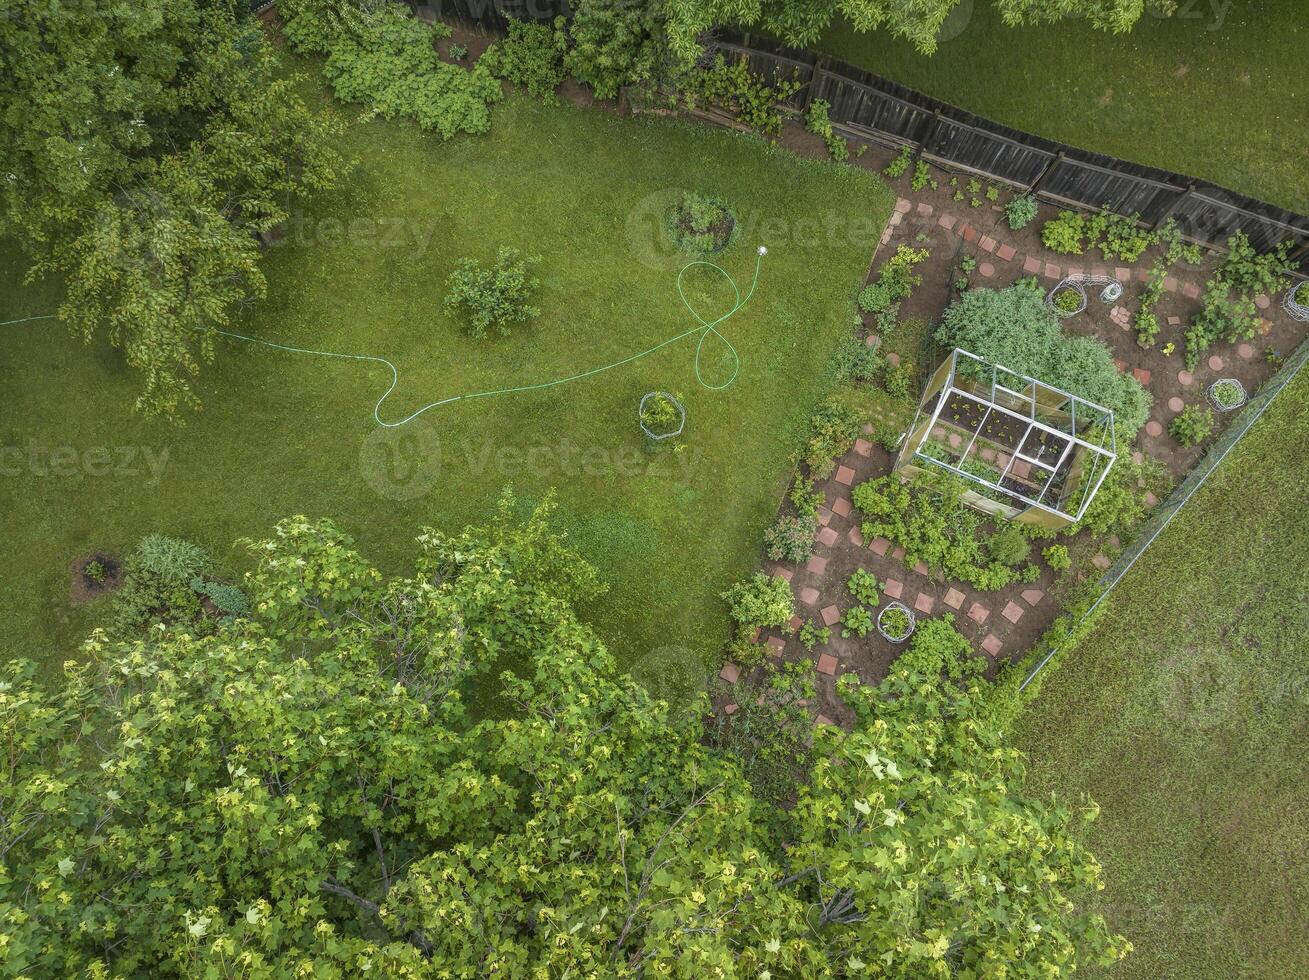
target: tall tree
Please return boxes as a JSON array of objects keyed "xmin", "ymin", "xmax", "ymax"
[
  {"xmin": 0, "ymin": 501, "xmax": 1126, "ymax": 975},
  {"xmin": 0, "ymin": 0, "xmax": 343, "ymax": 417}
]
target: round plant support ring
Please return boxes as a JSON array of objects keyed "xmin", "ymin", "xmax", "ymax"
[
  {"xmin": 876, "ymin": 601, "xmax": 916, "ymax": 644},
  {"xmin": 1045, "ymin": 275, "xmax": 1121, "ymax": 319},
  {"xmin": 1284, "ymin": 280, "xmax": 1309, "ymax": 322},
  {"xmin": 1207, "ymin": 378, "xmax": 1247, "ymax": 413},
  {"xmin": 638, "ymin": 391, "xmax": 686, "ymax": 441}
]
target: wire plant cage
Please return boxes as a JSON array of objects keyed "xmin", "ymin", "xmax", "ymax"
[
  {"xmin": 1207, "ymin": 378, "xmax": 1248, "ymax": 412},
  {"xmin": 1045, "ymin": 275, "xmax": 1122, "ymax": 319},
  {"xmin": 638, "ymin": 391, "xmax": 686, "ymax": 441},
  {"xmin": 877, "ymin": 601, "xmax": 916, "ymax": 643},
  {"xmin": 1284, "ymin": 279, "xmax": 1309, "ymax": 322}
]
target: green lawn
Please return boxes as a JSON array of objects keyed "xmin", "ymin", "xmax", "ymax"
[
  {"xmin": 817, "ymin": 1, "xmax": 1309, "ymax": 215},
  {"xmin": 0, "ymin": 81, "xmax": 891, "ymax": 686},
  {"xmin": 1011, "ymin": 368, "xmax": 1309, "ymax": 978}
]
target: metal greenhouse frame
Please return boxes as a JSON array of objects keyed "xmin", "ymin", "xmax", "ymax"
[{"xmin": 896, "ymin": 348, "xmax": 1117, "ymax": 530}]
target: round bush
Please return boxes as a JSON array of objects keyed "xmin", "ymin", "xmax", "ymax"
[{"xmin": 668, "ymin": 192, "xmax": 738, "ymax": 255}]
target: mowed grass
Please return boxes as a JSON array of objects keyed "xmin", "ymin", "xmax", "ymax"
[
  {"xmin": 817, "ymin": 1, "xmax": 1309, "ymax": 215},
  {"xmin": 0, "ymin": 82, "xmax": 892, "ymax": 686},
  {"xmin": 1011, "ymin": 368, "xmax": 1309, "ymax": 978}
]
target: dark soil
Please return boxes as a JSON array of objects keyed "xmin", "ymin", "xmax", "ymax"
[{"xmin": 69, "ymin": 553, "xmax": 123, "ymax": 604}]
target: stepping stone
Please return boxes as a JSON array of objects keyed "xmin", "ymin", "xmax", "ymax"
[
  {"xmin": 962, "ymin": 225, "xmax": 979, "ymax": 243},
  {"xmin": 719, "ymin": 662, "xmax": 740, "ymax": 683},
  {"xmin": 1114, "ymin": 358, "xmax": 1128, "ymax": 373},
  {"xmin": 1255, "ymin": 294, "xmax": 1271, "ymax": 310},
  {"xmin": 847, "ymin": 525, "xmax": 864, "ymax": 546},
  {"xmin": 979, "ymin": 235, "xmax": 998, "ymax": 253},
  {"xmin": 832, "ymin": 496, "xmax": 852, "ymax": 517},
  {"xmin": 980, "ymin": 634, "xmax": 1003, "ymax": 656},
  {"xmin": 1238, "ymin": 343, "xmax": 1255, "ymax": 360},
  {"xmin": 853, "ymin": 438, "xmax": 872, "ymax": 457},
  {"xmin": 724, "ymin": 702, "xmax": 738, "ymax": 715},
  {"xmin": 1167, "ymin": 315, "xmax": 1181, "ymax": 326},
  {"xmin": 1144, "ymin": 490, "xmax": 1159, "ymax": 507},
  {"xmin": 1178, "ymin": 369, "xmax": 1195, "ymax": 386},
  {"xmin": 891, "ymin": 545, "xmax": 906, "ymax": 561},
  {"xmin": 766, "ymin": 636, "xmax": 785, "ymax": 655},
  {"xmin": 788, "ymin": 615, "xmax": 804, "ymax": 631},
  {"xmin": 1163, "ymin": 275, "xmax": 1180, "ymax": 292},
  {"xmin": 967, "ymin": 602, "xmax": 990, "ymax": 624},
  {"xmin": 799, "ymin": 586, "xmax": 820, "ymax": 605},
  {"xmin": 938, "ymin": 214, "xmax": 957, "ymax": 231},
  {"xmin": 914, "ymin": 592, "xmax": 935, "ymax": 614},
  {"xmin": 1001, "ymin": 601, "xmax": 1024, "ymax": 624},
  {"xmin": 895, "ymin": 198, "xmax": 912, "ymax": 213},
  {"xmin": 886, "ymin": 352, "xmax": 901, "ymax": 367},
  {"xmin": 1044, "ymin": 262, "xmax": 1061, "ymax": 279},
  {"xmin": 1207, "ymin": 354, "xmax": 1224, "ymax": 372},
  {"xmin": 806, "ymin": 555, "xmax": 828, "ymax": 575},
  {"xmin": 1136, "ymin": 268, "xmax": 1151, "ymax": 283},
  {"xmin": 979, "ymin": 261, "xmax": 995, "ymax": 278},
  {"xmin": 1021, "ymin": 588, "xmax": 1044, "ymax": 607},
  {"xmin": 817, "ymin": 653, "xmax": 838, "ymax": 676},
  {"xmin": 916, "ymin": 202, "xmax": 933, "ymax": 217},
  {"xmin": 883, "ymin": 578, "xmax": 904, "ymax": 599},
  {"xmin": 817, "ymin": 506, "xmax": 832, "ymax": 526},
  {"xmin": 1010, "ymin": 459, "xmax": 1032, "ymax": 479},
  {"xmin": 817, "ymin": 526, "xmax": 839, "ymax": 547},
  {"xmin": 997, "ymin": 244, "xmax": 1017, "ymax": 262},
  {"xmin": 1183, "ymin": 282, "xmax": 1202, "ymax": 299},
  {"xmin": 889, "ymin": 212, "xmax": 903, "ymax": 227},
  {"xmin": 979, "ymin": 447, "xmax": 997, "ymax": 462},
  {"xmin": 913, "ymin": 559, "xmax": 929, "ymax": 576},
  {"xmin": 815, "ymin": 713, "xmax": 834, "ymax": 727},
  {"xmin": 835, "ymin": 465, "xmax": 855, "ymax": 486},
  {"xmin": 948, "ymin": 432, "xmax": 963, "ymax": 449},
  {"xmin": 774, "ymin": 567, "xmax": 794, "ymax": 582},
  {"xmin": 996, "ymin": 453, "xmax": 1011, "ymax": 468},
  {"xmin": 1092, "ymin": 553, "xmax": 1111, "ymax": 570},
  {"xmin": 1023, "ymin": 256, "xmax": 1041, "ymax": 274},
  {"xmin": 1132, "ymin": 367, "xmax": 1151, "ymax": 385},
  {"xmin": 865, "ymin": 333, "xmax": 879, "ymax": 347},
  {"xmin": 1115, "ymin": 267, "xmax": 1132, "ymax": 282},
  {"xmin": 1167, "ymin": 396, "xmax": 1184, "ymax": 412},
  {"xmin": 1145, "ymin": 420, "xmax": 1164, "ymax": 437},
  {"xmin": 943, "ymin": 587, "xmax": 966, "ymax": 610},
  {"xmin": 1067, "ymin": 267, "xmax": 1083, "ymax": 279},
  {"xmin": 869, "ymin": 536, "xmax": 891, "ymax": 556},
  {"xmin": 820, "ymin": 604, "xmax": 841, "ymax": 627}
]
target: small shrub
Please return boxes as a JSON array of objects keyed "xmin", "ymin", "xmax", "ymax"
[
  {"xmin": 684, "ymin": 54, "xmax": 799, "ymax": 135},
  {"xmin": 1041, "ymin": 211, "xmax": 1086, "ymax": 255},
  {"xmin": 804, "ymin": 99, "xmax": 848, "ymax": 161},
  {"xmin": 449, "ymin": 42, "xmax": 468, "ymax": 61},
  {"xmin": 788, "ymin": 479, "xmax": 824, "ymax": 519},
  {"xmin": 1005, "ymin": 195, "xmax": 1038, "ymax": 231},
  {"xmin": 911, "ymin": 160, "xmax": 931, "ymax": 191},
  {"xmin": 829, "ymin": 336, "xmax": 883, "ymax": 384},
  {"xmin": 668, "ymin": 191, "xmax": 737, "ymax": 255},
  {"xmin": 874, "ymin": 425, "xmax": 902, "ymax": 453},
  {"xmin": 764, "ymin": 514, "xmax": 819, "ymax": 563},
  {"xmin": 842, "ymin": 606, "xmax": 873, "ymax": 638},
  {"xmin": 798, "ymin": 620, "xmax": 831, "ymax": 650},
  {"xmin": 721, "ymin": 574, "xmax": 794, "ymax": 630},
  {"xmin": 111, "ymin": 534, "xmax": 213, "ymax": 636},
  {"xmin": 883, "ymin": 145, "xmax": 911, "ymax": 178},
  {"xmin": 444, "ymin": 246, "xmax": 542, "ymax": 339},
  {"xmin": 986, "ymin": 524, "xmax": 1030, "ymax": 567},
  {"xmin": 84, "ymin": 559, "xmax": 107, "ymax": 585},
  {"xmin": 136, "ymin": 534, "xmax": 211, "ymax": 584},
  {"xmin": 895, "ymin": 616, "xmax": 982, "ymax": 685},
  {"xmin": 985, "ymin": 185, "xmax": 1000, "ymax": 202},
  {"xmin": 802, "ymin": 399, "xmax": 863, "ymax": 479},
  {"xmin": 847, "ymin": 568, "xmax": 880, "ymax": 606},
  {"xmin": 479, "ymin": 19, "xmax": 567, "ymax": 101},
  {"xmin": 1169, "ymin": 405, "xmax": 1214, "ymax": 447},
  {"xmin": 1134, "ymin": 310, "xmax": 1160, "ymax": 349},
  {"xmin": 883, "ymin": 361, "xmax": 913, "ymax": 399},
  {"xmin": 1042, "ymin": 543, "xmax": 1071, "ymax": 572},
  {"xmin": 191, "ymin": 577, "xmax": 250, "ymax": 617}
]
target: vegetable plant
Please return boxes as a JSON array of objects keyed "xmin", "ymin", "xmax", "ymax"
[{"xmin": 444, "ymin": 246, "xmax": 542, "ymax": 339}]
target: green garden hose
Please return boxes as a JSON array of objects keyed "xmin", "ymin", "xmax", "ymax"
[{"xmin": 3, "ymin": 247, "xmax": 765, "ymax": 428}]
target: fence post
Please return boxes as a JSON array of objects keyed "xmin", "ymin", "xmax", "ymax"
[
  {"xmin": 798, "ymin": 56, "xmax": 830, "ymax": 112},
  {"xmin": 1290, "ymin": 239, "xmax": 1309, "ymax": 267},
  {"xmin": 1027, "ymin": 151, "xmax": 1064, "ymax": 195},
  {"xmin": 1154, "ymin": 184, "xmax": 1196, "ymax": 229},
  {"xmin": 914, "ymin": 109, "xmax": 943, "ymax": 160}
]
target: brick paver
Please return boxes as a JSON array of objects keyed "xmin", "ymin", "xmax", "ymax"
[
  {"xmin": 817, "ymin": 506, "xmax": 832, "ymax": 526},
  {"xmin": 835, "ymin": 465, "xmax": 855, "ymax": 486},
  {"xmin": 724, "ymin": 702, "xmax": 738, "ymax": 715},
  {"xmin": 799, "ymin": 586, "xmax": 820, "ymax": 604},
  {"xmin": 820, "ymin": 604, "xmax": 841, "ymax": 627},
  {"xmin": 1001, "ymin": 601, "xmax": 1024, "ymax": 624},
  {"xmin": 817, "ymin": 526, "xmax": 839, "ymax": 547},
  {"xmin": 1020, "ymin": 588, "xmax": 1044, "ymax": 607},
  {"xmin": 979, "ymin": 235, "xmax": 998, "ymax": 252},
  {"xmin": 883, "ymin": 578, "xmax": 904, "ymax": 599},
  {"xmin": 806, "ymin": 555, "xmax": 828, "ymax": 575},
  {"xmin": 817, "ymin": 653, "xmax": 838, "ymax": 676},
  {"xmin": 773, "ymin": 567, "xmax": 793, "ymax": 582},
  {"xmin": 1023, "ymin": 256, "xmax": 1041, "ymax": 274},
  {"xmin": 913, "ymin": 592, "xmax": 935, "ymax": 614},
  {"xmin": 1145, "ymin": 420, "xmax": 1164, "ymax": 437},
  {"xmin": 869, "ymin": 536, "xmax": 891, "ymax": 556},
  {"xmin": 719, "ymin": 662, "xmax": 740, "ymax": 683},
  {"xmin": 1132, "ymin": 367, "xmax": 1151, "ymax": 385},
  {"xmin": 832, "ymin": 496, "xmax": 852, "ymax": 517},
  {"xmin": 1207, "ymin": 354, "xmax": 1224, "ymax": 371},
  {"xmin": 766, "ymin": 636, "xmax": 785, "ymax": 655},
  {"xmin": 943, "ymin": 587, "xmax": 965, "ymax": 609},
  {"xmin": 967, "ymin": 602, "xmax": 990, "ymax": 624},
  {"xmin": 1167, "ymin": 396, "xmax": 1184, "ymax": 412},
  {"xmin": 852, "ymin": 438, "xmax": 872, "ymax": 457},
  {"xmin": 1177, "ymin": 370, "xmax": 1194, "ymax": 386},
  {"xmin": 997, "ymin": 243, "xmax": 1017, "ymax": 262},
  {"xmin": 938, "ymin": 214, "xmax": 957, "ymax": 231},
  {"xmin": 847, "ymin": 525, "xmax": 864, "ymax": 546},
  {"xmin": 980, "ymin": 634, "xmax": 1003, "ymax": 656}
]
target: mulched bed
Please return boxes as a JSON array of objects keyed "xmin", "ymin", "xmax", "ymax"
[{"xmin": 69, "ymin": 553, "xmax": 123, "ymax": 604}]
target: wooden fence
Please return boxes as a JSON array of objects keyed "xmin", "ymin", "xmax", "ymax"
[{"xmin": 715, "ymin": 31, "xmax": 1309, "ymax": 263}]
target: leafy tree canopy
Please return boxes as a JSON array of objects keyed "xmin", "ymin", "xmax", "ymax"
[
  {"xmin": 0, "ymin": 0, "xmax": 344, "ymax": 416},
  {"xmin": 1, "ymin": 494, "xmax": 1126, "ymax": 975}
]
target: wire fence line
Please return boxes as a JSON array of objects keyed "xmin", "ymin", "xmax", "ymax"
[{"xmin": 1017, "ymin": 333, "xmax": 1309, "ymax": 693}]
